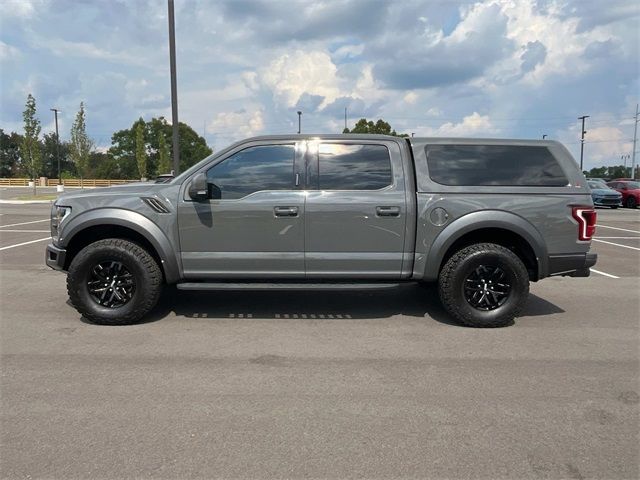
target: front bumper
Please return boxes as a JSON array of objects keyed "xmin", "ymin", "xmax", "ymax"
[
  {"xmin": 547, "ymin": 252, "xmax": 597, "ymax": 278},
  {"xmin": 45, "ymin": 243, "xmax": 67, "ymax": 271},
  {"xmin": 593, "ymin": 197, "xmax": 622, "ymax": 207}
]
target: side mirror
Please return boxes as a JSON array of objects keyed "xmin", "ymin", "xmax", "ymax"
[{"xmin": 188, "ymin": 173, "xmax": 209, "ymax": 201}]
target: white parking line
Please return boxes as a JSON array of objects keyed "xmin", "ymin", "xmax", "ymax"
[
  {"xmin": 592, "ymin": 239, "xmax": 640, "ymax": 251},
  {"xmin": 591, "ymin": 269, "xmax": 620, "ymax": 279},
  {"xmin": 0, "ymin": 237, "xmax": 51, "ymax": 251},
  {"xmin": 596, "ymin": 224, "xmax": 640, "ymax": 234},
  {"xmin": 596, "ymin": 236, "xmax": 640, "ymax": 239},
  {"xmin": 0, "ymin": 229, "xmax": 51, "ymax": 233},
  {"xmin": 0, "ymin": 219, "xmax": 49, "ymax": 229}
]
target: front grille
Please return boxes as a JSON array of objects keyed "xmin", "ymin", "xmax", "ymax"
[{"xmin": 141, "ymin": 197, "xmax": 171, "ymax": 214}]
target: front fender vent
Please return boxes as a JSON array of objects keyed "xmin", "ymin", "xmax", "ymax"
[{"xmin": 141, "ymin": 197, "xmax": 171, "ymax": 214}]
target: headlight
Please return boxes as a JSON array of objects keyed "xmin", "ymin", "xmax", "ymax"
[{"xmin": 51, "ymin": 205, "xmax": 71, "ymax": 237}]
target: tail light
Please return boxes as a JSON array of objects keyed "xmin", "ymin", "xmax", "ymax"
[{"xmin": 572, "ymin": 206, "xmax": 596, "ymax": 241}]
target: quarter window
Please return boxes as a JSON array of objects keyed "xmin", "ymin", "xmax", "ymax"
[
  {"xmin": 426, "ymin": 145, "xmax": 568, "ymax": 186},
  {"xmin": 206, "ymin": 145, "xmax": 295, "ymax": 199},
  {"xmin": 316, "ymin": 144, "xmax": 392, "ymax": 190}
]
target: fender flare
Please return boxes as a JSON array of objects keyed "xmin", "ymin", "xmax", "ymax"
[
  {"xmin": 59, "ymin": 208, "xmax": 181, "ymax": 283},
  {"xmin": 423, "ymin": 210, "xmax": 548, "ymax": 281}
]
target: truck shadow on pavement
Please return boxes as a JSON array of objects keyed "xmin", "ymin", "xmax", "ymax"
[{"xmin": 137, "ymin": 283, "xmax": 565, "ymax": 327}]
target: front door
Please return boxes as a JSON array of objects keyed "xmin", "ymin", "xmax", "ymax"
[{"xmin": 178, "ymin": 142, "xmax": 305, "ymax": 279}]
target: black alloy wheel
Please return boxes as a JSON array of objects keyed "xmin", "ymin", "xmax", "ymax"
[
  {"xmin": 87, "ymin": 260, "xmax": 136, "ymax": 308},
  {"xmin": 463, "ymin": 265, "xmax": 511, "ymax": 311}
]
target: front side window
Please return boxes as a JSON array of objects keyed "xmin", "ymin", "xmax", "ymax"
[
  {"xmin": 426, "ymin": 145, "xmax": 568, "ymax": 187},
  {"xmin": 207, "ymin": 145, "xmax": 295, "ymax": 199},
  {"xmin": 316, "ymin": 144, "xmax": 392, "ymax": 190}
]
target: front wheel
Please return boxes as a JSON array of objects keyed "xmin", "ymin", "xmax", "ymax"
[
  {"xmin": 438, "ymin": 243, "xmax": 530, "ymax": 327},
  {"xmin": 67, "ymin": 239, "xmax": 163, "ymax": 325},
  {"xmin": 626, "ymin": 197, "xmax": 637, "ymax": 209}
]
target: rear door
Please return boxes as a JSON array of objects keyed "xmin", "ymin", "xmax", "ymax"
[
  {"xmin": 178, "ymin": 141, "xmax": 306, "ymax": 278},
  {"xmin": 303, "ymin": 139, "xmax": 408, "ymax": 278}
]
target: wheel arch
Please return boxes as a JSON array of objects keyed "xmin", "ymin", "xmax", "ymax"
[
  {"xmin": 422, "ymin": 211, "xmax": 547, "ymax": 281},
  {"xmin": 59, "ymin": 209, "xmax": 180, "ymax": 284}
]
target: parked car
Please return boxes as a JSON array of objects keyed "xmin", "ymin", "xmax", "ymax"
[
  {"xmin": 606, "ymin": 180, "xmax": 640, "ymax": 208},
  {"xmin": 587, "ymin": 181, "xmax": 622, "ymax": 208},
  {"xmin": 46, "ymin": 136, "xmax": 597, "ymax": 328}
]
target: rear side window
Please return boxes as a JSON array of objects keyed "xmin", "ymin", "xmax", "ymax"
[
  {"xmin": 316, "ymin": 144, "xmax": 392, "ymax": 190},
  {"xmin": 207, "ymin": 144, "xmax": 294, "ymax": 199},
  {"xmin": 426, "ymin": 145, "xmax": 568, "ymax": 186}
]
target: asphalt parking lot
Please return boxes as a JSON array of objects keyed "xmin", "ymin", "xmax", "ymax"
[{"xmin": 1, "ymin": 195, "xmax": 639, "ymax": 479}]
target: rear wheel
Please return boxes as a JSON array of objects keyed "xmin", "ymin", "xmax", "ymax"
[
  {"xmin": 67, "ymin": 239, "xmax": 162, "ymax": 325},
  {"xmin": 438, "ymin": 243, "xmax": 530, "ymax": 327},
  {"xmin": 625, "ymin": 197, "xmax": 637, "ymax": 208}
]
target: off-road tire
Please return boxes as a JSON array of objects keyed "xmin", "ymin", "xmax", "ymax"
[
  {"xmin": 438, "ymin": 243, "xmax": 529, "ymax": 328},
  {"xmin": 67, "ymin": 239, "xmax": 162, "ymax": 325},
  {"xmin": 626, "ymin": 197, "xmax": 637, "ymax": 209}
]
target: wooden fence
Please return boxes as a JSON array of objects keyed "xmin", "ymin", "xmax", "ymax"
[{"xmin": 0, "ymin": 178, "xmax": 140, "ymax": 187}]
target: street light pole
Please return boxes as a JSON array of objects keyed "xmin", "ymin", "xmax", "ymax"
[
  {"xmin": 297, "ymin": 111, "xmax": 302, "ymax": 134},
  {"xmin": 621, "ymin": 154, "xmax": 630, "ymax": 177},
  {"xmin": 50, "ymin": 108, "xmax": 61, "ymax": 183},
  {"xmin": 632, "ymin": 103, "xmax": 639, "ymax": 180},
  {"xmin": 168, "ymin": 0, "xmax": 180, "ymax": 175},
  {"xmin": 542, "ymin": 134, "xmax": 547, "ymax": 139},
  {"xmin": 578, "ymin": 115, "xmax": 589, "ymax": 171}
]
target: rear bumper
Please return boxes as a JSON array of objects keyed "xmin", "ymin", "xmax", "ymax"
[
  {"xmin": 45, "ymin": 243, "xmax": 67, "ymax": 271},
  {"xmin": 547, "ymin": 252, "xmax": 597, "ymax": 278}
]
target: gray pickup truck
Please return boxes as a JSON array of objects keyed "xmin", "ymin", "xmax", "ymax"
[{"xmin": 46, "ymin": 135, "xmax": 597, "ymax": 327}]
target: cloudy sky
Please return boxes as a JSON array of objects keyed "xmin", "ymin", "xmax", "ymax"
[{"xmin": 1, "ymin": 0, "xmax": 638, "ymax": 170}]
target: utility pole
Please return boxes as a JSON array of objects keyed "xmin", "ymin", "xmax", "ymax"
[
  {"xmin": 50, "ymin": 108, "xmax": 61, "ymax": 183},
  {"xmin": 621, "ymin": 154, "xmax": 630, "ymax": 176},
  {"xmin": 344, "ymin": 107, "xmax": 347, "ymax": 132},
  {"xmin": 578, "ymin": 115, "xmax": 589, "ymax": 171},
  {"xmin": 297, "ymin": 111, "xmax": 302, "ymax": 134},
  {"xmin": 632, "ymin": 104, "xmax": 639, "ymax": 180},
  {"xmin": 168, "ymin": 0, "xmax": 180, "ymax": 175}
]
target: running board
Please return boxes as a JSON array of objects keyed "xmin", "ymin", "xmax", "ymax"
[{"xmin": 176, "ymin": 282, "xmax": 402, "ymax": 291}]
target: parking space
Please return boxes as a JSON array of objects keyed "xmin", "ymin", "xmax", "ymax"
[{"xmin": 1, "ymin": 202, "xmax": 638, "ymax": 479}]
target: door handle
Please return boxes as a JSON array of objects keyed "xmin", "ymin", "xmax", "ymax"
[
  {"xmin": 376, "ymin": 206, "xmax": 400, "ymax": 217},
  {"xmin": 274, "ymin": 206, "xmax": 299, "ymax": 217}
]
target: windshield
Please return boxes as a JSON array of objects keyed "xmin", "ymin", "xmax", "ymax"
[
  {"xmin": 588, "ymin": 181, "xmax": 607, "ymax": 189},
  {"xmin": 624, "ymin": 181, "xmax": 640, "ymax": 189}
]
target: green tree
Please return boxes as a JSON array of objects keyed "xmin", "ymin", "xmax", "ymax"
[
  {"xmin": 69, "ymin": 102, "xmax": 94, "ymax": 188},
  {"xmin": 0, "ymin": 129, "xmax": 23, "ymax": 177},
  {"xmin": 157, "ymin": 131, "xmax": 171, "ymax": 174},
  {"xmin": 41, "ymin": 133, "xmax": 74, "ymax": 179},
  {"xmin": 20, "ymin": 94, "xmax": 42, "ymax": 194},
  {"xmin": 109, "ymin": 117, "xmax": 211, "ymax": 178},
  {"xmin": 135, "ymin": 122, "xmax": 147, "ymax": 179},
  {"xmin": 343, "ymin": 118, "xmax": 409, "ymax": 137}
]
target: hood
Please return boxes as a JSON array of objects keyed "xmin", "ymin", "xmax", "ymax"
[
  {"xmin": 55, "ymin": 182, "xmax": 163, "ymax": 203},
  {"xmin": 591, "ymin": 188, "xmax": 621, "ymax": 195}
]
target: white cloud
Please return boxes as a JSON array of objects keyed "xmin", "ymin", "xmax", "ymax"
[
  {"xmin": 419, "ymin": 112, "xmax": 499, "ymax": 137},
  {"xmin": 484, "ymin": 0, "xmax": 616, "ymax": 85},
  {"xmin": 0, "ymin": 41, "xmax": 20, "ymax": 61},
  {"xmin": 260, "ymin": 50, "xmax": 342, "ymax": 108},
  {"xmin": 210, "ymin": 109, "xmax": 265, "ymax": 138},
  {"xmin": 403, "ymin": 92, "xmax": 418, "ymax": 105}
]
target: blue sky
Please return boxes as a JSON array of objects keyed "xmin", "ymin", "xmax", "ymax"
[{"xmin": 1, "ymin": 0, "xmax": 638, "ymax": 170}]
